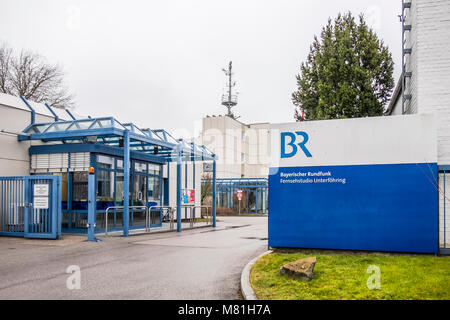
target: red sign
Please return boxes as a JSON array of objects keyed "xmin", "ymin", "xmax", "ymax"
[{"xmin": 236, "ymin": 190, "xmax": 243, "ymax": 201}]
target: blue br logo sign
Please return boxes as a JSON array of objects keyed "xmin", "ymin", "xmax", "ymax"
[{"xmin": 281, "ymin": 132, "xmax": 312, "ymax": 158}]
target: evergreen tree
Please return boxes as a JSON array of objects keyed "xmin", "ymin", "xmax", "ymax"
[{"xmin": 292, "ymin": 13, "xmax": 394, "ymax": 121}]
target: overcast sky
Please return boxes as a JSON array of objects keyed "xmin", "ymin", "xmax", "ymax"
[{"xmin": 0, "ymin": 0, "xmax": 402, "ymax": 137}]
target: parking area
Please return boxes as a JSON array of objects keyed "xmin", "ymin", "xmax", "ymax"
[{"xmin": 0, "ymin": 216, "xmax": 267, "ymax": 300}]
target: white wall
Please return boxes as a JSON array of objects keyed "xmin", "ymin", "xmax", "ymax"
[
  {"xmin": 0, "ymin": 95, "xmax": 52, "ymax": 176},
  {"xmin": 415, "ymin": 0, "xmax": 450, "ymax": 164},
  {"xmin": 396, "ymin": 0, "xmax": 450, "ymax": 165},
  {"xmin": 167, "ymin": 161, "xmax": 203, "ymax": 219},
  {"xmin": 0, "ymin": 93, "xmax": 81, "ymax": 177},
  {"xmin": 200, "ymin": 115, "xmax": 270, "ymax": 178}
]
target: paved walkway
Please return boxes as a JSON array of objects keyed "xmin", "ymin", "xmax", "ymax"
[{"xmin": 0, "ymin": 216, "xmax": 267, "ymax": 299}]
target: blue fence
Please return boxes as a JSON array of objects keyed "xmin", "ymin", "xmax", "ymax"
[
  {"xmin": 439, "ymin": 168, "xmax": 450, "ymax": 255},
  {"xmin": 0, "ymin": 176, "xmax": 61, "ymax": 239}
]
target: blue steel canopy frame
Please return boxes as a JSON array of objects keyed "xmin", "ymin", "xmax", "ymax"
[{"xmin": 18, "ymin": 115, "xmax": 217, "ymax": 240}]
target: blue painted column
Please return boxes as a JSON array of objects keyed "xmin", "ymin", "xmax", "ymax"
[
  {"xmin": 256, "ymin": 188, "xmax": 259, "ymax": 214},
  {"xmin": 176, "ymin": 147, "xmax": 182, "ymax": 232},
  {"xmin": 185, "ymin": 161, "xmax": 188, "ymax": 219},
  {"xmin": 212, "ymin": 159, "xmax": 216, "ymax": 228},
  {"xmin": 123, "ymin": 130, "xmax": 130, "ymax": 237},
  {"xmin": 56, "ymin": 175, "xmax": 62, "ymax": 239},
  {"xmin": 192, "ymin": 143, "xmax": 195, "ymax": 220},
  {"xmin": 87, "ymin": 171, "xmax": 96, "ymax": 241},
  {"xmin": 67, "ymin": 171, "xmax": 73, "ymax": 231},
  {"xmin": 20, "ymin": 96, "xmax": 35, "ymax": 124}
]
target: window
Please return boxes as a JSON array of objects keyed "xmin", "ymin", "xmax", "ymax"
[
  {"xmin": 97, "ymin": 170, "xmax": 114, "ymax": 201},
  {"xmin": 134, "ymin": 162, "xmax": 147, "ymax": 173},
  {"xmin": 149, "ymin": 164, "xmax": 161, "ymax": 175},
  {"xmin": 148, "ymin": 176, "xmax": 160, "ymax": 201},
  {"xmin": 97, "ymin": 155, "xmax": 115, "ymax": 169},
  {"xmin": 116, "ymin": 172, "xmax": 124, "ymax": 205},
  {"xmin": 117, "ymin": 159, "xmax": 130, "ymax": 170},
  {"xmin": 72, "ymin": 172, "xmax": 88, "ymax": 210}
]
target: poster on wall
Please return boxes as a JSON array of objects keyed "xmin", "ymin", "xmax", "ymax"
[{"xmin": 183, "ymin": 189, "xmax": 195, "ymax": 205}]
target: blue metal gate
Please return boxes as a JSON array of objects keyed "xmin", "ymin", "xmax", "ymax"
[
  {"xmin": 439, "ymin": 169, "xmax": 450, "ymax": 254},
  {"xmin": 0, "ymin": 176, "xmax": 61, "ymax": 239}
]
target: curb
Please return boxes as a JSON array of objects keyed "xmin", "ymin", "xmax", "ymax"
[{"xmin": 240, "ymin": 250, "xmax": 273, "ymax": 300}]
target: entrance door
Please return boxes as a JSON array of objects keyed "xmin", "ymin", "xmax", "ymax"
[
  {"xmin": 132, "ymin": 174, "xmax": 147, "ymax": 227},
  {"xmin": 148, "ymin": 176, "xmax": 162, "ymax": 227}
]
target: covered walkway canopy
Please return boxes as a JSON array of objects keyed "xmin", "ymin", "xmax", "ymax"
[
  {"xmin": 18, "ymin": 114, "xmax": 217, "ymax": 240},
  {"xmin": 19, "ymin": 117, "xmax": 214, "ymax": 162}
]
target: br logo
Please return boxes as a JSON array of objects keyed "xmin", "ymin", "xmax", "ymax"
[{"xmin": 281, "ymin": 132, "xmax": 312, "ymax": 158}]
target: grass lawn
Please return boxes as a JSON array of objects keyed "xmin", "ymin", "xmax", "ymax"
[{"xmin": 250, "ymin": 250, "xmax": 450, "ymax": 300}]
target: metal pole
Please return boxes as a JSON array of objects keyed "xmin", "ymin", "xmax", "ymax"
[
  {"xmin": 228, "ymin": 62, "xmax": 232, "ymax": 116},
  {"xmin": 123, "ymin": 130, "xmax": 130, "ymax": 237},
  {"xmin": 401, "ymin": 0, "xmax": 405, "ymax": 115},
  {"xmin": 87, "ymin": 171, "xmax": 96, "ymax": 241},
  {"xmin": 192, "ymin": 142, "xmax": 195, "ymax": 222},
  {"xmin": 212, "ymin": 159, "xmax": 216, "ymax": 228},
  {"xmin": 185, "ymin": 161, "xmax": 188, "ymax": 219},
  {"xmin": 177, "ymin": 146, "xmax": 182, "ymax": 232},
  {"xmin": 20, "ymin": 96, "xmax": 35, "ymax": 125}
]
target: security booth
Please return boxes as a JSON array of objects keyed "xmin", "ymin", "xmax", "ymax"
[
  {"xmin": 212, "ymin": 178, "xmax": 268, "ymax": 214},
  {"xmin": 18, "ymin": 117, "xmax": 217, "ymax": 240}
]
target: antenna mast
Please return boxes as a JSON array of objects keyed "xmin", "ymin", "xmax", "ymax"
[{"xmin": 221, "ymin": 61, "xmax": 239, "ymax": 119}]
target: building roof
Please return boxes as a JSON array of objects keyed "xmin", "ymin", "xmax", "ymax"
[
  {"xmin": 0, "ymin": 92, "xmax": 76, "ymax": 120},
  {"xmin": 385, "ymin": 76, "xmax": 402, "ymax": 116}
]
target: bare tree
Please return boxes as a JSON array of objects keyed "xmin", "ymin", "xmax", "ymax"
[{"xmin": 0, "ymin": 43, "xmax": 75, "ymax": 109}]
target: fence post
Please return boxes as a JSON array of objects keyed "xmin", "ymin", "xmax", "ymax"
[{"xmin": 212, "ymin": 159, "xmax": 216, "ymax": 228}]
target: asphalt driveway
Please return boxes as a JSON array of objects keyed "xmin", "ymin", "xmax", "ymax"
[{"xmin": 0, "ymin": 216, "xmax": 267, "ymax": 299}]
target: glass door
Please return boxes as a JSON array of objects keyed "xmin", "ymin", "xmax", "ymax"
[
  {"xmin": 148, "ymin": 175, "xmax": 162, "ymax": 226},
  {"xmin": 132, "ymin": 174, "xmax": 147, "ymax": 228}
]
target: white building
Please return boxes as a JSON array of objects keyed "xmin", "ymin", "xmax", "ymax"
[
  {"xmin": 0, "ymin": 93, "xmax": 74, "ymax": 176},
  {"xmin": 387, "ymin": 0, "xmax": 450, "ymax": 164},
  {"xmin": 386, "ymin": 0, "xmax": 450, "ymax": 251},
  {"xmin": 197, "ymin": 115, "xmax": 270, "ymax": 179}
]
